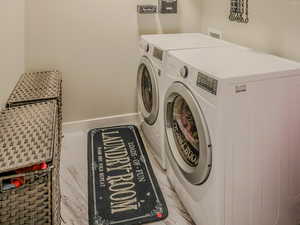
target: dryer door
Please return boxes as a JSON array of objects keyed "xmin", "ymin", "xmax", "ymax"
[
  {"xmin": 137, "ymin": 56, "xmax": 159, "ymax": 125},
  {"xmin": 165, "ymin": 82, "xmax": 212, "ymax": 185}
]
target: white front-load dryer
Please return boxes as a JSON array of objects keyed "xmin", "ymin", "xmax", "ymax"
[
  {"xmin": 137, "ymin": 33, "xmax": 242, "ymax": 170},
  {"xmin": 164, "ymin": 47, "xmax": 300, "ymax": 225}
]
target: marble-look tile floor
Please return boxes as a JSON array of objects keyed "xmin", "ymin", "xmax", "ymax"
[{"xmin": 60, "ymin": 124, "xmax": 195, "ymax": 225}]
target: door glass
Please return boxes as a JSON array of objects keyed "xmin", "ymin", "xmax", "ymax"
[
  {"xmin": 171, "ymin": 96, "xmax": 200, "ymax": 167},
  {"xmin": 141, "ymin": 66, "xmax": 153, "ymax": 113}
]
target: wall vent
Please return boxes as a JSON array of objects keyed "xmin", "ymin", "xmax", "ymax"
[{"xmin": 208, "ymin": 28, "xmax": 223, "ymax": 40}]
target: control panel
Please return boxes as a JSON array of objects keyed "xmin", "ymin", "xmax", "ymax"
[
  {"xmin": 153, "ymin": 47, "xmax": 163, "ymax": 61},
  {"xmin": 196, "ymin": 72, "xmax": 218, "ymax": 95}
]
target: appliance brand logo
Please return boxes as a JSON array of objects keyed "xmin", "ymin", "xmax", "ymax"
[{"xmin": 235, "ymin": 84, "xmax": 247, "ymax": 93}]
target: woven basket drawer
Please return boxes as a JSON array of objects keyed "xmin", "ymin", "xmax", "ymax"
[
  {"xmin": 0, "ymin": 101, "xmax": 58, "ymax": 173},
  {"xmin": 7, "ymin": 70, "xmax": 62, "ymax": 107},
  {"xmin": 0, "ymin": 169, "xmax": 53, "ymax": 225},
  {"xmin": 0, "ymin": 100, "xmax": 61, "ymax": 225},
  {"xmin": 6, "ymin": 70, "xmax": 63, "ymax": 146}
]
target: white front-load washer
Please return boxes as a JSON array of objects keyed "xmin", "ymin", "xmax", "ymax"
[
  {"xmin": 137, "ymin": 33, "xmax": 242, "ymax": 170},
  {"xmin": 163, "ymin": 47, "xmax": 300, "ymax": 225}
]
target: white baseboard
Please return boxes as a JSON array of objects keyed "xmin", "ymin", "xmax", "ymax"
[{"xmin": 63, "ymin": 113, "xmax": 141, "ymax": 133}]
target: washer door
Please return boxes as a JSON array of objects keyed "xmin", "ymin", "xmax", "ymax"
[
  {"xmin": 137, "ymin": 56, "xmax": 159, "ymax": 125},
  {"xmin": 165, "ymin": 82, "xmax": 212, "ymax": 185}
]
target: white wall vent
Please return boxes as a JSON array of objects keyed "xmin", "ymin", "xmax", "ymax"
[{"xmin": 208, "ymin": 28, "xmax": 223, "ymax": 40}]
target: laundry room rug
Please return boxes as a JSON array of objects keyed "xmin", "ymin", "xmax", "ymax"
[{"xmin": 87, "ymin": 125, "xmax": 168, "ymax": 225}]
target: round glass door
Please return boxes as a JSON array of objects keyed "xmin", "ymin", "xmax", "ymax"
[
  {"xmin": 137, "ymin": 57, "xmax": 159, "ymax": 125},
  {"xmin": 172, "ymin": 95, "xmax": 200, "ymax": 168},
  {"xmin": 141, "ymin": 68, "xmax": 153, "ymax": 113},
  {"xmin": 165, "ymin": 82, "xmax": 212, "ymax": 185}
]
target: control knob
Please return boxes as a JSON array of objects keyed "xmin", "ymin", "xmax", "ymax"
[
  {"xmin": 180, "ymin": 66, "xmax": 189, "ymax": 78},
  {"xmin": 144, "ymin": 44, "xmax": 150, "ymax": 53}
]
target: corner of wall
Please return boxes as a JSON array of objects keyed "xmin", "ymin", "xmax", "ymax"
[{"xmin": 0, "ymin": 1, "xmax": 26, "ymax": 106}]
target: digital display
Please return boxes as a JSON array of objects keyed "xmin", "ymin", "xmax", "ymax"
[
  {"xmin": 153, "ymin": 47, "xmax": 163, "ymax": 61},
  {"xmin": 196, "ymin": 72, "xmax": 218, "ymax": 95}
]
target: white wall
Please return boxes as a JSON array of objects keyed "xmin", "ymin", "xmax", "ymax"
[
  {"xmin": 198, "ymin": 0, "xmax": 300, "ymax": 61},
  {"xmin": 0, "ymin": 1, "xmax": 25, "ymax": 107},
  {"xmin": 25, "ymin": 0, "xmax": 202, "ymax": 122},
  {"xmin": 4, "ymin": 0, "xmax": 300, "ymax": 121}
]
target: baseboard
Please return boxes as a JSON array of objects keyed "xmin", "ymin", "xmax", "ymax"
[{"xmin": 63, "ymin": 113, "xmax": 141, "ymax": 133}]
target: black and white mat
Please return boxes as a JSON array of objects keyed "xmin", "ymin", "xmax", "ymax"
[{"xmin": 88, "ymin": 125, "xmax": 168, "ymax": 225}]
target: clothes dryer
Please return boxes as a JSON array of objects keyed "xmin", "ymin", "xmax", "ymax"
[{"xmin": 164, "ymin": 47, "xmax": 300, "ymax": 225}]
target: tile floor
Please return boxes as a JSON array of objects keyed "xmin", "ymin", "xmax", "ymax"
[{"xmin": 60, "ymin": 123, "xmax": 195, "ymax": 225}]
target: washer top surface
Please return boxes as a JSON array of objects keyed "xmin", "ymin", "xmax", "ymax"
[
  {"xmin": 169, "ymin": 47, "xmax": 300, "ymax": 81},
  {"xmin": 141, "ymin": 33, "xmax": 238, "ymax": 51}
]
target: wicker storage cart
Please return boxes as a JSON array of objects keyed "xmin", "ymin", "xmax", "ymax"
[{"xmin": 1, "ymin": 71, "xmax": 62, "ymax": 225}]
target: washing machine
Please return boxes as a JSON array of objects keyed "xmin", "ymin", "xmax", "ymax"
[
  {"xmin": 163, "ymin": 47, "xmax": 300, "ymax": 225},
  {"xmin": 137, "ymin": 33, "xmax": 242, "ymax": 169}
]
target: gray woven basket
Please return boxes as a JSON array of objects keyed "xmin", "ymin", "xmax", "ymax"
[
  {"xmin": 6, "ymin": 70, "xmax": 63, "ymax": 152},
  {"xmin": 0, "ymin": 169, "xmax": 53, "ymax": 225},
  {"xmin": 7, "ymin": 70, "xmax": 62, "ymax": 107},
  {"xmin": 0, "ymin": 100, "xmax": 61, "ymax": 224}
]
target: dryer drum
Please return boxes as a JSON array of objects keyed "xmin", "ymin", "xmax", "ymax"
[
  {"xmin": 137, "ymin": 56, "xmax": 159, "ymax": 125},
  {"xmin": 171, "ymin": 95, "xmax": 200, "ymax": 168},
  {"xmin": 141, "ymin": 66, "xmax": 153, "ymax": 113},
  {"xmin": 165, "ymin": 82, "xmax": 212, "ymax": 185}
]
